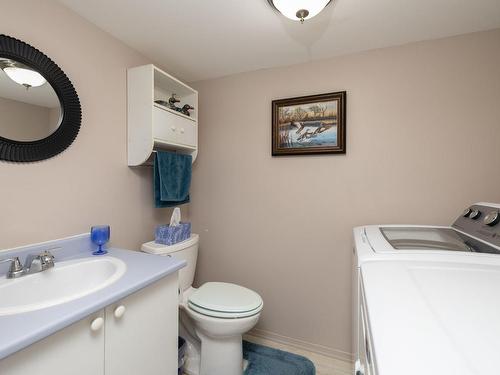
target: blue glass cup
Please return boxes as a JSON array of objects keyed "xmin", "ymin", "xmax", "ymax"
[{"xmin": 91, "ymin": 225, "xmax": 110, "ymax": 255}]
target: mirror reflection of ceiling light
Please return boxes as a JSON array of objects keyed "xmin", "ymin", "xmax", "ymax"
[
  {"xmin": 268, "ymin": 0, "xmax": 332, "ymax": 23},
  {"xmin": 0, "ymin": 60, "xmax": 47, "ymax": 89}
]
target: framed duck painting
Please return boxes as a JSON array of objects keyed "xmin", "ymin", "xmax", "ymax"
[{"xmin": 271, "ymin": 91, "xmax": 346, "ymax": 156}]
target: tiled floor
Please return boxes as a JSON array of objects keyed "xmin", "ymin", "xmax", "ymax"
[{"xmin": 244, "ymin": 334, "xmax": 353, "ymax": 375}]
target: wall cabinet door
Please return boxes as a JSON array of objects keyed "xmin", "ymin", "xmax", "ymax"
[
  {"xmin": 105, "ymin": 273, "xmax": 178, "ymax": 375},
  {"xmin": 0, "ymin": 311, "xmax": 105, "ymax": 375},
  {"xmin": 153, "ymin": 105, "xmax": 197, "ymax": 148}
]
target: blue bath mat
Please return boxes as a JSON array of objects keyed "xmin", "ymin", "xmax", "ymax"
[{"xmin": 243, "ymin": 341, "xmax": 315, "ymax": 375}]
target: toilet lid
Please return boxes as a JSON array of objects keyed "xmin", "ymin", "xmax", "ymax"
[{"xmin": 188, "ymin": 282, "xmax": 263, "ymax": 318}]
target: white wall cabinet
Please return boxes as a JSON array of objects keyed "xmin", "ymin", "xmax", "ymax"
[
  {"xmin": 0, "ymin": 273, "xmax": 178, "ymax": 375},
  {"xmin": 128, "ymin": 64, "xmax": 198, "ymax": 166}
]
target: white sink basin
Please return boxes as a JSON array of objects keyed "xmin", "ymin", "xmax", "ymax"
[{"xmin": 0, "ymin": 256, "xmax": 126, "ymax": 315}]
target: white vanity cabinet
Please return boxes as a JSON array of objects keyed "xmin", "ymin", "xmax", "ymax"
[
  {"xmin": 0, "ymin": 273, "xmax": 178, "ymax": 375},
  {"xmin": 105, "ymin": 272, "xmax": 178, "ymax": 374},
  {"xmin": 0, "ymin": 311, "xmax": 105, "ymax": 375}
]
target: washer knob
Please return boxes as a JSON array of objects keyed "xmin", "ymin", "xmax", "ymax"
[
  {"xmin": 463, "ymin": 208, "xmax": 472, "ymax": 217},
  {"xmin": 469, "ymin": 209, "xmax": 481, "ymax": 220},
  {"xmin": 484, "ymin": 211, "xmax": 500, "ymax": 226}
]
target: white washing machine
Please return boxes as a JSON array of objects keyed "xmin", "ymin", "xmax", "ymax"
[{"xmin": 352, "ymin": 202, "xmax": 500, "ymax": 375}]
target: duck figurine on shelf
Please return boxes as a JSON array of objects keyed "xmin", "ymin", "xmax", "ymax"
[
  {"xmin": 180, "ymin": 104, "xmax": 194, "ymax": 117},
  {"xmin": 168, "ymin": 94, "xmax": 181, "ymax": 111},
  {"xmin": 154, "ymin": 94, "xmax": 181, "ymax": 111},
  {"xmin": 154, "ymin": 95, "xmax": 194, "ymax": 117}
]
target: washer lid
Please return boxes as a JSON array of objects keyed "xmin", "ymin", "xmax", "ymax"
[{"xmin": 188, "ymin": 282, "xmax": 263, "ymax": 314}]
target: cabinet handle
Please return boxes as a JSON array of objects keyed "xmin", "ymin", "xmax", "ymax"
[
  {"xmin": 180, "ymin": 128, "xmax": 185, "ymax": 134},
  {"xmin": 114, "ymin": 305, "xmax": 126, "ymax": 319},
  {"xmin": 90, "ymin": 317, "xmax": 104, "ymax": 332},
  {"xmin": 171, "ymin": 126, "xmax": 176, "ymax": 131}
]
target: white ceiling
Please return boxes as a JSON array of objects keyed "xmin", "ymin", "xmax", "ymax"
[{"xmin": 58, "ymin": 0, "xmax": 500, "ymax": 82}]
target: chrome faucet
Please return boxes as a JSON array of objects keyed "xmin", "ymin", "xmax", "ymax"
[
  {"xmin": 24, "ymin": 250, "xmax": 55, "ymax": 275},
  {"xmin": 1, "ymin": 249, "xmax": 56, "ymax": 279}
]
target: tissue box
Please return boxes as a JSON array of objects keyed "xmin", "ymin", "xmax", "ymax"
[{"xmin": 155, "ymin": 222, "xmax": 191, "ymax": 245}]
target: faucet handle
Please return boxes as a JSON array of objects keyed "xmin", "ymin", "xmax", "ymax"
[
  {"xmin": 40, "ymin": 251, "xmax": 55, "ymax": 267},
  {"xmin": 0, "ymin": 257, "xmax": 24, "ymax": 278},
  {"xmin": 9, "ymin": 257, "xmax": 23, "ymax": 277}
]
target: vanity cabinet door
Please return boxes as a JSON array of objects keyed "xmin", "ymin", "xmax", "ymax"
[
  {"xmin": 105, "ymin": 273, "xmax": 178, "ymax": 375},
  {"xmin": 0, "ymin": 311, "xmax": 105, "ymax": 375}
]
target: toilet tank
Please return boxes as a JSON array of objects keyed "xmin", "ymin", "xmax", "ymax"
[{"xmin": 141, "ymin": 234, "xmax": 199, "ymax": 292}]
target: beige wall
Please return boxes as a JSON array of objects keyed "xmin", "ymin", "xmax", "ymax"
[
  {"xmin": 0, "ymin": 97, "xmax": 52, "ymax": 141},
  {"xmin": 0, "ymin": 0, "xmax": 181, "ymax": 250},
  {"xmin": 191, "ymin": 29, "xmax": 500, "ymax": 357}
]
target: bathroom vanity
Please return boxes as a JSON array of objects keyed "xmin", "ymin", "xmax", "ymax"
[{"xmin": 0, "ymin": 234, "xmax": 185, "ymax": 375}]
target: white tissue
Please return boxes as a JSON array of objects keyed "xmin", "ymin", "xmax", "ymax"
[{"xmin": 170, "ymin": 207, "xmax": 181, "ymax": 227}]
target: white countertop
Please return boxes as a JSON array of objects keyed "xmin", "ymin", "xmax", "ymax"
[
  {"xmin": 361, "ymin": 259, "xmax": 500, "ymax": 375},
  {"xmin": 0, "ymin": 234, "xmax": 185, "ymax": 360}
]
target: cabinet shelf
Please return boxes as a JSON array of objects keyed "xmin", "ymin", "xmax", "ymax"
[{"xmin": 153, "ymin": 103, "xmax": 197, "ymax": 123}]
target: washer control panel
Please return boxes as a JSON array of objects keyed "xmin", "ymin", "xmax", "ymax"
[{"xmin": 453, "ymin": 204, "xmax": 500, "ymax": 247}]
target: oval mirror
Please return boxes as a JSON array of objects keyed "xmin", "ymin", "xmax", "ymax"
[
  {"xmin": 0, "ymin": 35, "xmax": 81, "ymax": 162},
  {"xmin": 0, "ymin": 58, "xmax": 62, "ymax": 142}
]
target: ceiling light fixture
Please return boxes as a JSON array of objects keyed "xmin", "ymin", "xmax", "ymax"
[
  {"xmin": 268, "ymin": 0, "xmax": 332, "ymax": 23},
  {"xmin": 0, "ymin": 59, "xmax": 47, "ymax": 89}
]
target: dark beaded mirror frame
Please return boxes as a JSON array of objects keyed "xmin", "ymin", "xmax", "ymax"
[{"xmin": 0, "ymin": 35, "xmax": 81, "ymax": 162}]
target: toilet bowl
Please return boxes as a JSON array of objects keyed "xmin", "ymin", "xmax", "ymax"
[{"xmin": 142, "ymin": 234, "xmax": 263, "ymax": 375}]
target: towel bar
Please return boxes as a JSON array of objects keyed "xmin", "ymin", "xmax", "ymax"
[{"xmin": 130, "ymin": 150, "xmax": 196, "ymax": 167}]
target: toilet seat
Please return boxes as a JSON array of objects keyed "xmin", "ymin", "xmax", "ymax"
[{"xmin": 188, "ymin": 282, "xmax": 263, "ymax": 319}]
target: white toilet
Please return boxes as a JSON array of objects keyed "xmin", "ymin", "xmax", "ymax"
[{"xmin": 141, "ymin": 234, "xmax": 263, "ymax": 375}]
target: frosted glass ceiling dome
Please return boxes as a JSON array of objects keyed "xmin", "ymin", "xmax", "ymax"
[
  {"xmin": 268, "ymin": 0, "xmax": 332, "ymax": 23},
  {"xmin": 3, "ymin": 67, "xmax": 46, "ymax": 89},
  {"xmin": 0, "ymin": 59, "xmax": 47, "ymax": 89}
]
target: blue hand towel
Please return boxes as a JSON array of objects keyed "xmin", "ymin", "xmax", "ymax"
[{"xmin": 154, "ymin": 151, "xmax": 192, "ymax": 208}]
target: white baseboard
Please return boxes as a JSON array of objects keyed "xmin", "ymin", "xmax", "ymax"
[{"xmin": 247, "ymin": 328, "xmax": 354, "ymax": 363}]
